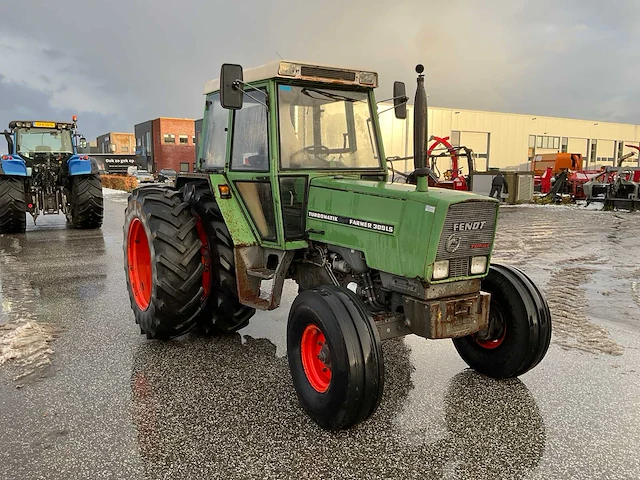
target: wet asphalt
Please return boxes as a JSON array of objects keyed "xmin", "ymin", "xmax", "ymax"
[{"xmin": 1, "ymin": 192, "xmax": 639, "ymax": 480}]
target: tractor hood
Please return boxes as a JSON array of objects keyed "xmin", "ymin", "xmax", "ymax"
[{"xmin": 306, "ymin": 176, "xmax": 499, "ymax": 282}]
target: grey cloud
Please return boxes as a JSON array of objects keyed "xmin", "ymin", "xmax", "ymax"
[
  {"xmin": 0, "ymin": 79, "xmax": 121, "ymax": 141},
  {"xmin": 1, "ymin": 0, "xmax": 639, "ymax": 140}
]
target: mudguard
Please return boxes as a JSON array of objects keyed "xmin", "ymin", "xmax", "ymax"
[
  {"xmin": 68, "ymin": 155, "xmax": 100, "ymax": 176},
  {"xmin": 0, "ymin": 156, "xmax": 28, "ymax": 176}
]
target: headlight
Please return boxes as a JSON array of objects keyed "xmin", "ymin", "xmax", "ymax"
[
  {"xmin": 433, "ymin": 260, "xmax": 450, "ymax": 280},
  {"xmin": 359, "ymin": 71, "xmax": 377, "ymax": 86},
  {"xmin": 471, "ymin": 256, "xmax": 488, "ymax": 275},
  {"xmin": 278, "ymin": 62, "xmax": 298, "ymax": 77}
]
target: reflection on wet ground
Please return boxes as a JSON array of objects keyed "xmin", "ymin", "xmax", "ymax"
[
  {"xmin": 129, "ymin": 334, "xmax": 545, "ymax": 480},
  {"xmin": 0, "ymin": 194, "xmax": 639, "ymax": 479}
]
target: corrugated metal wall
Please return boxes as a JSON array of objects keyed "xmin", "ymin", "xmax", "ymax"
[{"xmin": 377, "ymin": 103, "xmax": 640, "ymax": 172}]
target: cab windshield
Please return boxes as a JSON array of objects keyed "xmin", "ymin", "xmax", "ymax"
[
  {"xmin": 277, "ymin": 84, "xmax": 381, "ymax": 170},
  {"xmin": 16, "ymin": 128, "xmax": 73, "ymax": 158}
]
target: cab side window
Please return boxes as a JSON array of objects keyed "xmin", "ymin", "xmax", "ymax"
[
  {"xmin": 202, "ymin": 93, "xmax": 228, "ymax": 169},
  {"xmin": 230, "ymin": 89, "xmax": 269, "ymax": 171}
]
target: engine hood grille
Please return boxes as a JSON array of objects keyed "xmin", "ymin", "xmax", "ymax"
[{"xmin": 436, "ymin": 200, "xmax": 498, "ymax": 276}]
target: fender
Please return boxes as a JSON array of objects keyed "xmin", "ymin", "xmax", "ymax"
[
  {"xmin": 67, "ymin": 155, "xmax": 100, "ymax": 176},
  {"xmin": 0, "ymin": 155, "xmax": 28, "ymax": 176}
]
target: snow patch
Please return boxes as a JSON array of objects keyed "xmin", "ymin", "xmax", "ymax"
[
  {"xmin": 102, "ymin": 187, "xmax": 129, "ymax": 196},
  {"xmin": 0, "ymin": 321, "xmax": 59, "ymax": 379}
]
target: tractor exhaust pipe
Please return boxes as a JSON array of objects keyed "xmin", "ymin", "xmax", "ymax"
[{"xmin": 413, "ymin": 64, "xmax": 429, "ymax": 191}]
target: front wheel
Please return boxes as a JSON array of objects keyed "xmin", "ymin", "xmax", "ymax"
[
  {"xmin": 68, "ymin": 174, "xmax": 104, "ymax": 229},
  {"xmin": 452, "ymin": 264, "xmax": 552, "ymax": 378},
  {"xmin": 287, "ymin": 285, "xmax": 384, "ymax": 431}
]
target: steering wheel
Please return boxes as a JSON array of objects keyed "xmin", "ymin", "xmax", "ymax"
[{"xmin": 290, "ymin": 144, "xmax": 346, "ymax": 168}]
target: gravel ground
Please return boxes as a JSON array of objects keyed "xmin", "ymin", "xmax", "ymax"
[{"xmin": 0, "ymin": 191, "xmax": 639, "ymax": 480}]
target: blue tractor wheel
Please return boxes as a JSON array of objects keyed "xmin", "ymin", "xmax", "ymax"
[
  {"xmin": 0, "ymin": 177, "xmax": 26, "ymax": 233},
  {"xmin": 67, "ymin": 175, "xmax": 104, "ymax": 229}
]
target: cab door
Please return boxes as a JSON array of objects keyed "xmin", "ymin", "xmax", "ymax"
[{"xmin": 225, "ymin": 86, "xmax": 280, "ymax": 245}]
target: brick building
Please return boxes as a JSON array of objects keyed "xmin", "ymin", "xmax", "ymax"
[
  {"xmin": 96, "ymin": 132, "xmax": 135, "ymax": 154},
  {"xmin": 134, "ymin": 117, "xmax": 195, "ymax": 173}
]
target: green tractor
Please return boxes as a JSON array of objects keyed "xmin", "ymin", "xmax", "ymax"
[{"xmin": 123, "ymin": 61, "xmax": 551, "ymax": 431}]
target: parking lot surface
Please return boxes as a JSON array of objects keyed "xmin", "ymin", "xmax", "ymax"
[{"xmin": 1, "ymin": 191, "xmax": 639, "ymax": 480}]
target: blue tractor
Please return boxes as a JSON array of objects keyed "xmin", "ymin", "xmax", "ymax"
[{"xmin": 0, "ymin": 117, "xmax": 104, "ymax": 233}]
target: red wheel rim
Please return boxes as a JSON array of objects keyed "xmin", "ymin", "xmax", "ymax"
[
  {"xmin": 127, "ymin": 218, "xmax": 152, "ymax": 311},
  {"xmin": 301, "ymin": 324, "xmax": 331, "ymax": 393},
  {"xmin": 195, "ymin": 217, "xmax": 211, "ymax": 300},
  {"xmin": 474, "ymin": 326, "xmax": 507, "ymax": 349},
  {"xmin": 474, "ymin": 306, "xmax": 507, "ymax": 349}
]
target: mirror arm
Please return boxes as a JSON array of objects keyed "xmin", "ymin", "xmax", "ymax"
[
  {"xmin": 233, "ymin": 80, "xmax": 269, "ymax": 108},
  {"xmin": 378, "ymin": 100, "xmax": 407, "ymax": 116},
  {"xmin": 376, "ymin": 95, "xmax": 409, "ymax": 104}
]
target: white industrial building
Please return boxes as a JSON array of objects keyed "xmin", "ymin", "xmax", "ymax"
[{"xmin": 377, "ymin": 103, "xmax": 640, "ymax": 174}]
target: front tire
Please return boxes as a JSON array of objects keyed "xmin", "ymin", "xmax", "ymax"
[
  {"xmin": 452, "ymin": 264, "xmax": 552, "ymax": 378},
  {"xmin": 68, "ymin": 174, "xmax": 104, "ymax": 229},
  {"xmin": 123, "ymin": 187, "xmax": 204, "ymax": 339},
  {"xmin": 0, "ymin": 177, "xmax": 26, "ymax": 234},
  {"xmin": 287, "ymin": 285, "xmax": 384, "ymax": 431}
]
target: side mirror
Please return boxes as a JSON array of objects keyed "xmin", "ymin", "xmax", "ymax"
[
  {"xmin": 220, "ymin": 63, "xmax": 244, "ymax": 110},
  {"xmin": 79, "ymin": 137, "xmax": 87, "ymax": 149},
  {"xmin": 393, "ymin": 81, "xmax": 407, "ymax": 119}
]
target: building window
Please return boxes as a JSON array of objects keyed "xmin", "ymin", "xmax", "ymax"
[
  {"xmin": 164, "ymin": 134, "xmax": 175, "ymax": 144},
  {"xmin": 121, "ymin": 145, "xmax": 129, "ymax": 152},
  {"xmin": 146, "ymin": 131, "xmax": 152, "ymax": 154},
  {"xmin": 536, "ymin": 135, "xmax": 560, "ymax": 150},
  {"xmin": 136, "ymin": 138, "xmax": 141, "ymax": 147},
  {"xmin": 561, "ymin": 137, "xmax": 568, "ymax": 153},
  {"xmin": 179, "ymin": 135, "xmax": 189, "ymax": 144},
  {"xmin": 451, "ymin": 130, "xmax": 460, "ymax": 147},
  {"xmin": 528, "ymin": 135, "xmax": 536, "ymax": 149},
  {"xmin": 180, "ymin": 162, "xmax": 189, "ymax": 172},
  {"xmin": 192, "ymin": 136, "xmax": 196, "ymax": 143}
]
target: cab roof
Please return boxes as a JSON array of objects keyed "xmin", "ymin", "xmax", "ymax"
[
  {"xmin": 9, "ymin": 120, "xmax": 74, "ymax": 130},
  {"xmin": 203, "ymin": 60, "xmax": 378, "ymax": 95}
]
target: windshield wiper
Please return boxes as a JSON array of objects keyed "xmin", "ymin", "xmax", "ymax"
[{"xmin": 300, "ymin": 87, "xmax": 364, "ymax": 103}]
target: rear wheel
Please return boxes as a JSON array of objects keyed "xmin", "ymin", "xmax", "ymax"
[
  {"xmin": 452, "ymin": 263, "xmax": 552, "ymax": 378},
  {"xmin": 287, "ymin": 285, "xmax": 384, "ymax": 431},
  {"xmin": 182, "ymin": 182, "xmax": 255, "ymax": 334},
  {"xmin": 68, "ymin": 174, "xmax": 104, "ymax": 229},
  {"xmin": 0, "ymin": 177, "xmax": 26, "ymax": 234},
  {"xmin": 123, "ymin": 186, "xmax": 204, "ymax": 339}
]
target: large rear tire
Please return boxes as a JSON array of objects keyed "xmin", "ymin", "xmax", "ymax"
[
  {"xmin": 68, "ymin": 174, "xmax": 104, "ymax": 229},
  {"xmin": 452, "ymin": 263, "xmax": 552, "ymax": 378},
  {"xmin": 287, "ymin": 285, "xmax": 384, "ymax": 431},
  {"xmin": 182, "ymin": 182, "xmax": 256, "ymax": 334},
  {"xmin": 123, "ymin": 186, "xmax": 204, "ymax": 339},
  {"xmin": 0, "ymin": 177, "xmax": 26, "ymax": 234}
]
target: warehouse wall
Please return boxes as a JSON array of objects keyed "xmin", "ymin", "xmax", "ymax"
[{"xmin": 378, "ymin": 103, "xmax": 640, "ymax": 173}]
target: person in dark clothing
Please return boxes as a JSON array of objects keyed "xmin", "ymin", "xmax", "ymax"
[{"xmin": 489, "ymin": 173, "xmax": 508, "ymax": 199}]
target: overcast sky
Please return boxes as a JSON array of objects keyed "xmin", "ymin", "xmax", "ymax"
[{"xmin": 1, "ymin": 0, "xmax": 639, "ymax": 140}]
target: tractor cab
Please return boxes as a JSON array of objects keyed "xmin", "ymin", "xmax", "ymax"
[{"xmin": 193, "ymin": 61, "xmax": 391, "ymax": 246}]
